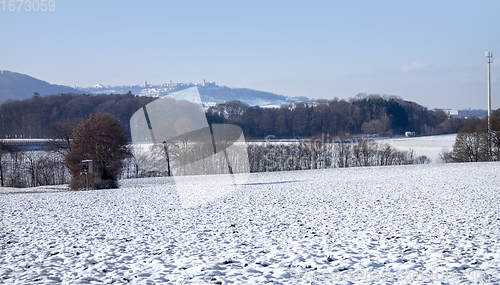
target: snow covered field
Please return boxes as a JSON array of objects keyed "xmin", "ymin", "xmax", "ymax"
[
  {"xmin": 1, "ymin": 161, "xmax": 500, "ymax": 284},
  {"xmin": 381, "ymin": 134, "xmax": 457, "ymax": 163}
]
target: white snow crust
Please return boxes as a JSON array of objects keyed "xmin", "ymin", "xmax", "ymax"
[{"xmin": 1, "ymin": 162, "xmax": 500, "ymax": 284}]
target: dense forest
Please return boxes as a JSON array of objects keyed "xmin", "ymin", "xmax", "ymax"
[
  {"xmin": 0, "ymin": 92, "xmax": 156, "ymax": 139},
  {"xmin": 0, "ymin": 92, "xmax": 473, "ymax": 140},
  {"xmin": 207, "ymin": 94, "xmax": 464, "ymax": 138}
]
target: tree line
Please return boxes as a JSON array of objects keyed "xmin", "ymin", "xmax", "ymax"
[
  {"xmin": 247, "ymin": 139, "xmax": 430, "ymax": 172},
  {"xmin": 0, "ymin": 143, "xmax": 69, "ymax": 188},
  {"xmin": 441, "ymin": 109, "xmax": 500, "ymax": 163},
  {"xmin": 207, "ymin": 94, "xmax": 467, "ymax": 138},
  {"xmin": 0, "ymin": 92, "xmax": 156, "ymax": 139},
  {"xmin": 131, "ymin": 137, "xmax": 430, "ymax": 178},
  {"xmin": 0, "ymin": 92, "xmax": 474, "ymax": 140}
]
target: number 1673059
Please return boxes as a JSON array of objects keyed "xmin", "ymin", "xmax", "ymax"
[{"xmin": 2, "ymin": 0, "xmax": 55, "ymax": 12}]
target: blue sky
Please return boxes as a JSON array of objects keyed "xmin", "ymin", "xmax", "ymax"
[{"xmin": 1, "ymin": 0, "xmax": 499, "ymax": 110}]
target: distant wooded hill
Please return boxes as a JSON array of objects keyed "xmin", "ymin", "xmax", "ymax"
[
  {"xmin": 207, "ymin": 95, "xmax": 455, "ymax": 138},
  {"xmin": 0, "ymin": 71, "xmax": 80, "ymax": 103},
  {"xmin": 0, "ymin": 91, "xmax": 472, "ymax": 140},
  {"xmin": 0, "ymin": 93, "xmax": 156, "ymax": 139}
]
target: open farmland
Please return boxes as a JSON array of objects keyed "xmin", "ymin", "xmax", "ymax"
[
  {"xmin": 381, "ymin": 134, "xmax": 457, "ymax": 163},
  {"xmin": 1, "ymin": 161, "xmax": 500, "ymax": 284}
]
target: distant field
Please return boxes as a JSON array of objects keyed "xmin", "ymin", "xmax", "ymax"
[
  {"xmin": 380, "ymin": 134, "xmax": 456, "ymax": 163},
  {"xmin": 1, "ymin": 161, "xmax": 499, "ymax": 284},
  {"xmin": 252, "ymin": 134, "xmax": 457, "ymax": 164}
]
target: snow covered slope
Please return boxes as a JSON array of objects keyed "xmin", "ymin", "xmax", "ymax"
[
  {"xmin": 78, "ymin": 84, "xmax": 309, "ymax": 108},
  {"xmin": 1, "ymin": 162, "xmax": 500, "ymax": 284}
]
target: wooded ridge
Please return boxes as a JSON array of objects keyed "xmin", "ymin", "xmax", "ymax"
[{"xmin": 0, "ymin": 92, "xmax": 473, "ymax": 140}]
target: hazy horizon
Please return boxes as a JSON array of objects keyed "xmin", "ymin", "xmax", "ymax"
[{"xmin": 1, "ymin": 0, "xmax": 498, "ymax": 110}]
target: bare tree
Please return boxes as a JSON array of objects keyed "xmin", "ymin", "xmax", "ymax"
[
  {"xmin": 449, "ymin": 123, "xmax": 487, "ymax": 162},
  {"xmin": 49, "ymin": 119, "xmax": 81, "ymax": 156}
]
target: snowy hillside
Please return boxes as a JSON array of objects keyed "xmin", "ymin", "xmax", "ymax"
[
  {"xmin": 78, "ymin": 84, "xmax": 309, "ymax": 108},
  {"xmin": 2, "ymin": 162, "xmax": 500, "ymax": 284}
]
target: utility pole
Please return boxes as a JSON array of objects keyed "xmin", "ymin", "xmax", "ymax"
[
  {"xmin": 486, "ymin": 51, "xmax": 493, "ymax": 133},
  {"xmin": 486, "ymin": 51, "xmax": 493, "ymax": 160}
]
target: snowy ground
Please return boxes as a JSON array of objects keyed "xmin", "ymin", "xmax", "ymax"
[
  {"xmin": 380, "ymin": 134, "xmax": 456, "ymax": 163},
  {"xmin": 1, "ymin": 161, "xmax": 500, "ymax": 284},
  {"xmin": 252, "ymin": 134, "xmax": 457, "ymax": 163}
]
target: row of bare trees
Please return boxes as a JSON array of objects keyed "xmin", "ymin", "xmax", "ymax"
[
  {"xmin": 0, "ymin": 147, "xmax": 70, "ymax": 188},
  {"xmin": 0, "ymin": 138, "xmax": 431, "ymax": 188},
  {"xmin": 130, "ymin": 140, "xmax": 249, "ymax": 177},
  {"xmin": 248, "ymin": 139, "xmax": 430, "ymax": 173},
  {"xmin": 126, "ymin": 137, "xmax": 430, "ymax": 178}
]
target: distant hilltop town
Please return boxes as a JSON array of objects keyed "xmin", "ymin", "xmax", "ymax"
[
  {"xmin": 85, "ymin": 79, "xmax": 219, "ymax": 98},
  {"xmin": 78, "ymin": 80, "xmax": 310, "ymax": 108},
  {"xmin": 143, "ymin": 79, "xmax": 217, "ymax": 90},
  {"xmin": 78, "ymin": 80, "xmax": 309, "ymax": 108}
]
